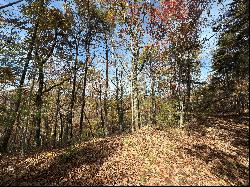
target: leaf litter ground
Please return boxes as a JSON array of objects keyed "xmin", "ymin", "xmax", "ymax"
[{"xmin": 0, "ymin": 116, "xmax": 249, "ymax": 186}]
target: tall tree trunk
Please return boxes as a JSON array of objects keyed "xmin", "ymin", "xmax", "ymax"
[
  {"xmin": 21, "ymin": 68, "xmax": 36, "ymax": 154},
  {"xmin": 67, "ymin": 40, "xmax": 79, "ymax": 143},
  {"xmin": 131, "ymin": 57, "xmax": 139, "ymax": 132},
  {"xmin": 186, "ymin": 60, "xmax": 191, "ymax": 120},
  {"xmin": 115, "ymin": 67, "xmax": 120, "ymax": 130},
  {"xmin": 59, "ymin": 112, "xmax": 64, "ymax": 146},
  {"xmin": 120, "ymin": 70, "xmax": 125, "ymax": 131},
  {"xmin": 53, "ymin": 87, "xmax": 61, "ymax": 146},
  {"xmin": 79, "ymin": 42, "xmax": 90, "ymax": 136},
  {"xmin": 99, "ymin": 82, "xmax": 105, "ymax": 131},
  {"xmin": 179, "ymin": 99, "xmax": 184, "ymax": 127},
  {"xmin": 34, "ymin": 25, "xmax": 58, "ymax": 147},
  {"xmin": 0, "ymin": 23, "xmax": 38, "ymax": 153},
  {"xmin": 44, "ymin": 115, "xmax": 49, "ymax": 146},
  {"xmin": 130, "ymin": 35, "xmax": 140, "ymax": 132},
  {"xmin": 131, "ymin": 67, "xmax": 134, "ymax": 132},
  {"xmin": 104, "ymin": 34, "xmax": 109, "ymax": 135},
  {"xmin": 115, "ymin": 63, "xmax": 124, "ymax": 131},
  {"xmin": 150, "ymin": 67, "xmax": 156, "ymax": 126},
  {"xmin": 34, "ymin": 61, "xmax": 44, "ymax": 147},
  {"xmin": 178, "ymin": 73, "xmax": 184, "ymax": 128}
]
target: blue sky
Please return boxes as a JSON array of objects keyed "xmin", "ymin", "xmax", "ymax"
[
  {"xmin": 0, "ymin": 0, "xmax": 232, "ymax": 83},
  {"xmin": 199, "ymin": 0, "xmax": 232, "ymax": 81}
]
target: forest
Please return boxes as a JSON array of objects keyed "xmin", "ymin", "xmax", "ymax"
[{"xmin": 0, "ymin": 0, "xmax": 249, "ymax": 186}]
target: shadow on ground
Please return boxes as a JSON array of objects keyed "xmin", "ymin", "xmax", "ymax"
[
  {"xmin": 186, "ymin": 115, "xmax": 249, "ymax": 146},
  {"xmin": 184, "ymin": 114, "xmax": 249, "ymax": 186},
  {"xmin": 184, "ymin": 144, "xmax": 249, "ymax": 185},
  {"xmin": 1, "ymin": 138, "xmax": 121, "ymax": 186}
]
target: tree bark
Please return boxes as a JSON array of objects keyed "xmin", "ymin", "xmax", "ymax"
[
  {"xmin": 67, "ymin": 39, "xmax": 79, "ymax": 143},
  {"xmin": 115, "ymin": 63, "xmax": 124, "ymax": 131},
  {"xmin": 79, "ymin": 42, "xmax": 90, "ymax": 136},
  {"xmin": 22, "ymin": 69, "xmax": 36, "ymax": 155},
  {"xmin": 120, "ymin": 69, "xmax": 125, "ymax": 131},
  {"xmin": 34, "ymin": 61, "xmax": 44, "ymax": 147},
  {"xmin": 104, "ymin": 34, "xmax": 109, "ymax": 134},
  {"xmin": 185, "ymin": 59, "xmax": 191, "ymax": 120},
  {"xmin": 34, "ymin": 25, "xmax": 58, "ymax": 147},
  {"xmin": 150, "ymin": 65, "xmax": 156, "ymax": 126},
  {"xmin": 99, "ymin": 81, "xmax": 105, "ymax": 130},
  {"xmin": 59, "ymin": 112, "xmax": 64, "ymax": 146},
  {"xmin": 53, "ymin": 87, "xmax": 61, "ymax": 146},
  {"xmin": 131, "ymin": 57, "xmax": 139, "ymax": 132}
]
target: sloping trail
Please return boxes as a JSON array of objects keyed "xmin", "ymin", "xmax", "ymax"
[{"xmin": 0, "ymin": 116, "xmax": 249, "ymax": 186}]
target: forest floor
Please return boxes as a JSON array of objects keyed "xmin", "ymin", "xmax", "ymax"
[{"xmin": 0, "ymin": 115, "xmax": 249, "ymax": 186}]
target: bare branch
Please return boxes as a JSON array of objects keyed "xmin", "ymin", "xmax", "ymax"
[
  {"xmin": 0, "ymin": 0, "xmax": 24, "ymax": 10},
  {"xmin": 43, "ymin": 78, "xmax": 70, "ymax": 94}
]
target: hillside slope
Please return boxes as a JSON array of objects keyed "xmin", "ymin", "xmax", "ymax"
[{"xmin": 0, "ymin": 116, "xmax": 249, "ymax": 186}]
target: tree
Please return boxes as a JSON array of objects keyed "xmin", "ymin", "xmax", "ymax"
[
  {"xmin": 210, "ymin": 0, "xmax": 249, "ymax": 114},
  {"xmin": 0, "ymin": 0, "xmax": 39, "ymax": 152}
]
